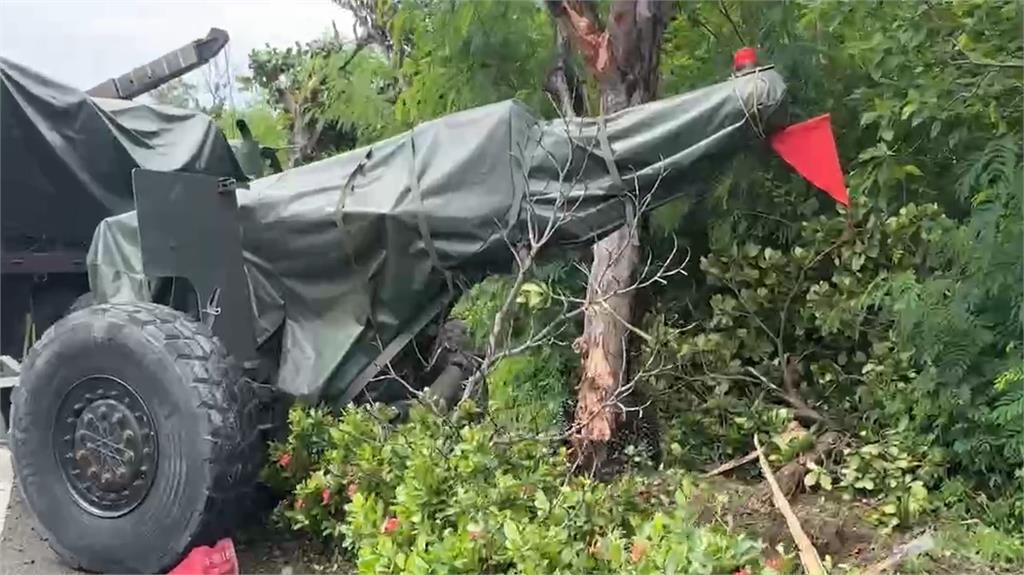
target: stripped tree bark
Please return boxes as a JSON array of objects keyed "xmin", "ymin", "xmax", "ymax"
[{"xmin": 546, "ymin": 0, "xmax": 675, "ymax": 472}]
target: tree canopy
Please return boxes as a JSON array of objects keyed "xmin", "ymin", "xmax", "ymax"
[{"xmin": 244, "ymin": 0, "xmax": 1022, "ymax": 568}]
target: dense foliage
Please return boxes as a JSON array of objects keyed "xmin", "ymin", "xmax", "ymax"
[
  {"xmin": 266, "ymin": 403, "xmax": 781, "ymax": 575},
  {"xmin": 236, "ymin": 0, "xmax": 555, "ymax": 165},
  {"xmin": 254, "ymin": 0, "xmax": 1022, "ymax": 570},
  {"xmin": 637, "ymin": 0, "xmax": 1023, "ymax": 528}
]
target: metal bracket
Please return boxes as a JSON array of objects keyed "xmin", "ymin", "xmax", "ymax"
[{"xmin": 132, "ymin": 169, "xmax": 256, "ymax": 361}]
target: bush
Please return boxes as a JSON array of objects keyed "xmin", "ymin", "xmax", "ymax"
[
  {"xmin": 264, "ymin": 403, "xmax": 780, "ymax": 575},
  {"xmin": 642, "ymin": 198, "xmax": 1023, "ymax": 527}
]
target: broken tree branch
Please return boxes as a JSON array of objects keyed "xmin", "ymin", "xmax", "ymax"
[
  {"xmin": 754, "ymin": 435, "xmax": 826, "ymax": 575},
  {"xmin": 717, "ymin": 0, "xmax": 746, "ymax": 45},
  {"xmin": 702, "ymin": 450, "xmax": 758, "ymax": 478}
]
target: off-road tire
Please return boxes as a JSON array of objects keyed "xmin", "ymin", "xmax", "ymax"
[{"xmin": 11, "ymin": 302, "xmax": 263, "ymax": 573}]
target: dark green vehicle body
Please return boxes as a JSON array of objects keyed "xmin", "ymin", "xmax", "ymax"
[{"xmin": 1, "ymin": 43, "xmax": 837, "ymax": 574}]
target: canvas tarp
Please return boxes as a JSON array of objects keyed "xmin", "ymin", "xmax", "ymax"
[
  {"xmin": 0, "ymin": 56, "xmax": 247, "ymax": 249},
  {"xmin": 88, "ymin": 68, "xmax": 789, "ymax": 402}
]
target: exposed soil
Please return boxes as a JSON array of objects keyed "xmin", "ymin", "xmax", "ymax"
[
  {"xmin": 0, "ymin": 479, "xmax": 352, "ymax": 575},
  {"xmin": 4, "ymin": 469, "xmax": 1017, "ymax": 574},
  {"xmin": 233, "ymin": 523, "xmax": 354, "ymax": 574},
  {"xmin": 686, "ymin": 476, "xmax": 1022, "ymax": 574}
]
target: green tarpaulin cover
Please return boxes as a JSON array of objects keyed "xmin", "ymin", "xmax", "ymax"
[
  {"xmin": 88, "ymin": 68, "xmax": 788, "ymax": 402},
  {"xmin": 0, "ymin": 56, "xmax": 246, "ymax": 250}
]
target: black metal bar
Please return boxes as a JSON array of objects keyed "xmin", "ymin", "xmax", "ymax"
[
  {"xmin": 1, "ymin": 251, "xmax": 88, "ymax": 274},
  {"xmin": 86, "ymin": 28, "xmax": 229, "ymax": 100}
]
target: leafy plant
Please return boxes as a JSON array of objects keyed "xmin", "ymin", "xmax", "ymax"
[
  {"xmin": 834, "ymin": 433, "xmax": 945, "ymax": 531},
  {"xmin": 265, "ymin": 403, "xmax": 779, "ymax": 575}
]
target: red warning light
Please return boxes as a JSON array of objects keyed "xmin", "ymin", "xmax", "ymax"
[{"xmin": 733, "ymin": 47, "xmax": 757, "ymax": 72}]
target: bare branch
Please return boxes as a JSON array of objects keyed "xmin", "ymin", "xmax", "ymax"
[
  {"xmin": 717, "ymin": 0, "xmax": 746, "ymax": 45},
  {"xmin": 950, "ymin": 41, "xmax": 1023, "ymax": 69}
]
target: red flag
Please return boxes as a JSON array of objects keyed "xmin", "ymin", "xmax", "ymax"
[
  {"xmin": 769, "ymin": 114, "xmax": 849, "ymax": 206},
  {"xmin": 168, "ymin": 538, "xmax": 239, "ymax": 575}
]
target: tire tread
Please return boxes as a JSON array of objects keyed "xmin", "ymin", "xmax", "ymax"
[{"xmin": 12, "ymin": 302, "xmax": 263, "ymax": 572}]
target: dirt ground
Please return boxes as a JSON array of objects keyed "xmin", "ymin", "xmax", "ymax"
[
  {"xmin": 0, "ymin": 482, "xmax": 350, "ymax": 575},
  {"xmin": 1, "ymin": 468, "xmax": 1017, "ymax": 575},
  {"xmin": 687, "ymin": 476, "xmax": 1021, "ymax": 575}
]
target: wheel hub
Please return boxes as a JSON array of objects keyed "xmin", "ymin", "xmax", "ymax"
[{"xmin": 54, "ymin": 376, "xmax": 157, "ymax": 517}]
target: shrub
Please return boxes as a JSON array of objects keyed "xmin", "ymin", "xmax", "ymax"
[{"xmin": 264, "ymin": 403, "xmax": 779, "ymax": 574}]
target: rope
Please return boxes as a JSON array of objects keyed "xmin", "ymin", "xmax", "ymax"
[
  {"xmin": 408, "ymin": 131, "xmax": 454, "ymax": 294},
  {"xmin": 596, "ymin": 114, "xmax": 636, "ymax": 225},
  {"xmin": 733, "ymin": 67, "xmax": 767, "ymax": 140},
  {"xmin": 334, "ymin": 147, "xmax": 374, "ymax": 267}
]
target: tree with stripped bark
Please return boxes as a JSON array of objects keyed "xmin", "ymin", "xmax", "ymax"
[{"xmin": 545, "ymin": 0, "xmax": 676, "ymax": 472}]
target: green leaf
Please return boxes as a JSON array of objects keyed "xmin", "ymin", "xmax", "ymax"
[
  {"xmin": 534, "ymin": 490, "xmax": 550, "ymax": 514},
  {"xmin": 901, "ymin": 101, "xmax": 919, "ymax": 120},
  {"xmin": 854, "ymin": 477, "xmax": 876, "ymax": 490},
  {"xmin": 503, "ymin": 520, "xmax": 521, "ymax": 544},
  {"xmin": 902, "ymin": 165, "xmax": 924, "ymax": 177}
]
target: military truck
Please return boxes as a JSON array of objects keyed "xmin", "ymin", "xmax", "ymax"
[
  {"xmin": 3, "ymin": 47, "xmax": 845, "ymax": 573},
  {"xmin": 0, "ymin": 29, "xmax": 283, "ymax": 437}
]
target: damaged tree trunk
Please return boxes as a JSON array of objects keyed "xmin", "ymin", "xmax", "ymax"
[
  {"xmin": 574, "ymin": 225, "xmax": 640, "ymax": 470},
  {"xmin": 546, "ymin": 0, "xmax": 674, "ymax": 472}
]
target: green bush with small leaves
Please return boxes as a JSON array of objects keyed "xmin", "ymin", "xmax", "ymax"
[{"xmin": 264, "ymin": 403, "xmax": 781, "ymax": 575}]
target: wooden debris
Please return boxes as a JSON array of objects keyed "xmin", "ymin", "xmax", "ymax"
[
  {"xmin": 862, "ymin": 532, "xmax": 936, "ymax": 575},
  {"xmin": 759, "ymin": 430, "xmax": 842, "ymax": 504},
  {"xmin": 754, "ymin": 435, "xmax": 826, "ymax": 575},
  {"xmin": 702, "ymin": 450, "xmax": 758, "ymax": 478}
]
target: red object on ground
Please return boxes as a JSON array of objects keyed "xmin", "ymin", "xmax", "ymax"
[
  {"xmin": 769, "ymin": 114, "xmax": 849, "ymax": 206},
  {"xmin": 381, "ymin": 516, "xmax": 400, "ymax": 534},
  {"xmin": 733, "ymin": 47, "xmax": 757, "ymax": 71},
  {"xmin": 276, "ymin": 451, "xmax": 292, "ymax": 468},
  {"xmin": 168, "ymin": 538, "xmax": 239, "ymax": 575}
]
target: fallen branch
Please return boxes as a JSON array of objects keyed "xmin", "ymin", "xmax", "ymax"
[
  {"xmin": 757, "ymin": 430, "xmax": 842, "ymax": 502},
  {"xmin": 950, "ymin": 42, "xmax": 1023, "ymax": 69},
  {"xmin": 862, "ymin": 532, "xmax": 936, "ymax": 575},
  {"xmin": 744, "ymin": 366, "xmax": 829, "ymax": 426},
  {"xmin": 702, "ymin": 450, "xmax": 758, "ymax": 478},
  {"xmin": 754, "ymin": 435, "xmax": 826, "ymax": 575}
]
